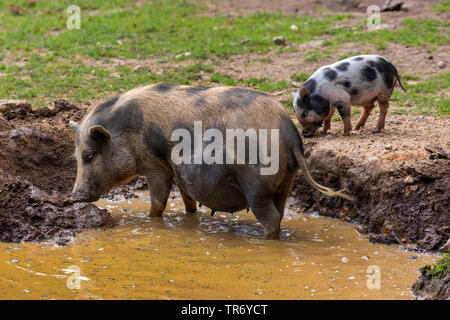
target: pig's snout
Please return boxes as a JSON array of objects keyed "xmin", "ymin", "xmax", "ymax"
[
  {"xmin": 71, "ymin": 189, "xmax": 100, "ymax": 203},
  {"xmin": 301, "ymin": 129, "xmax": 315, "ymax": 137}
]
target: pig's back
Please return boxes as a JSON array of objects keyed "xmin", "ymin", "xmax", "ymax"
[
  {"xmin": 125, "ymin": 84, "xmax": 292, "ymax": 132},
  {"xmin": 307, "ymin": 55, "xmax": 399, "ymax": 105}
]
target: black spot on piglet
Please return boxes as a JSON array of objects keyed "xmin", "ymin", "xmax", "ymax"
[
  {"xmin": 361, "ymin": 66, "xmax": 377, "ymax": 82},
  {"xmin": 336, "ymin": 62, "xmax": 350, "ymax": 71},
  {"xmin": 350, "ymin": 88, "xmax": 359, "ymax": 96},
  {"xmin": 375, "ymin": 57, "xmax": 397, "ymax": 89},
  {"xmin": 323, "ymin": 68, "xmax": 337, "ymax": 81},
  {"xmin": 303, "ymin": 78, "xmax": 316, "ymax": 94}
]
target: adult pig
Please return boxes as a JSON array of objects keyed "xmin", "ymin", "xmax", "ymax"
[
  {"xmin": 71, "ymin": 84, "xmax": 352, "ymax": 239},
  {"xmin": 293, "ymin": 55, "xmax": 407, "ymax": 136}
]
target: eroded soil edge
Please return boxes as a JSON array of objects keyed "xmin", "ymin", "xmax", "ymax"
[{"xmin": 0, "ymin": 101, "xmax": 113, "ymax": 245}]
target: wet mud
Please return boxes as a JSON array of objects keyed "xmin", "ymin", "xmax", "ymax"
[
  {"xmin": 0, "ymin": 192, "xmax": 438, "ymax": 299},
  {"xmin": 0, "ymin": 101, "xmax": 112, "ymax": 244},
  {"xmin": 290, "ymin": 141, "xmax": 450, "ymax": 253}
]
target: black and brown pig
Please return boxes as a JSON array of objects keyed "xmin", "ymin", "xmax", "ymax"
[
  {"xmin": 293, "ymin": 55, "xmax": 407, "ymax": 136},
  {"xmin": 71, "ymin": 84, "xmax": 352, "ymax": 239}
]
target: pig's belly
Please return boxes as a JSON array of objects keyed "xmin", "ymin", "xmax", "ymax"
[
  {"xmin": 190, "ymin": 184, "xmax": 249, "ymax": 212},
  {"xmin": 175, "ymin": 165, "xmax": 249, "ymax": 212},
  {"xmin": 349, "ymin": 88, "xmax": 383, "ymax": 106}
]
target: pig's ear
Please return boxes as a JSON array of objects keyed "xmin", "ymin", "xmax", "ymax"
[
  {"xmin": 89, "ymin": 125, "xmax": 111, "ymax": 142},
  {"xmin": 299, "ymin": 86, "xmax": 310, "ymax": 100},
  {"xmin": 69, "ymin": 120, "xmax": 79, "ymax": 131}
]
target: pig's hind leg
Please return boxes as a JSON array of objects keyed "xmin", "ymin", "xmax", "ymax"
[
  {"xmin": 251, "ymin": 203, "xmax": 282, "ymax": 240},
  {"xmin": 355, "ymin": 102, "xmax": 375, "ymax": 130},
  {"xmin": 244, "ymin": 189, "xmax": 282, "ymax": 239},
  {"xmin": 273, "ymin": 170, "xmax": 296, "ymax": 220},
  {"xmin": 374, "ymin": 100, "xmax": 389, "ymax": 133}
]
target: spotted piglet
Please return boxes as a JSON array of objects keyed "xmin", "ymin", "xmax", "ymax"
[{"xmin": 293, "ymin": 55, "xmax": 406, "ymax": 136}]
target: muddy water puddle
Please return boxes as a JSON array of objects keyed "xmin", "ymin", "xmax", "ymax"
[{"xmin": 0, "ymin": 191, "xmax": 437, "ymax": 299}]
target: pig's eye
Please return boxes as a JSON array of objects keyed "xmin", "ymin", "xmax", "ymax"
[{"xmin": 82, "ymin": 151, "xmax": 97, "ymax": 164}]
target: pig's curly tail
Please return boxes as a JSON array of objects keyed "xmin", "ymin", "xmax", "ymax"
[{"xmin": 293, "ymin": 147, "xmax": 355, "ymax": 201}]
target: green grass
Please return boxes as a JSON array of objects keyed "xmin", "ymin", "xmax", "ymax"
[
  {"xmin": 431, "ymin": 1, "xmax": 450, "ymax": 12},
  {"xmin": 0, "ymin": 0, "xmax": 448, "ymax": 115},
  {"xmin": 291, "ymin": 73, "xmax": 311, "ymax": 82},
  {"xmin": 422, "ymin": 254, "xmax": 449, "ymax": 279},
  {"xmin": 328, "ymin": 18, "xmax": 450, "ymax": 48},
  {"xmin": 210, "ymin": 73, "xmax": 291, "ymax": 92},
  {"xmin": 0, "ymin": 0, "xmax": 349, "ymax": 59},
  {"xmin": 391, "ymin": 73, "xmax": 450, "ymax": 115}
]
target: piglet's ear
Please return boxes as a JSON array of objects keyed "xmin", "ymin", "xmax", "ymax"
[
  {"xmin": 299, "ymin": 86, "xmax": 310, "ymax": 100},
  {"xmin": 89, "ymin": 125, "xmax": 111, "ymax": 142}
]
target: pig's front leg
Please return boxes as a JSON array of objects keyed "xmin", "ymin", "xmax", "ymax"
[
  {"xmin": 146, "ymin": 169, "xmax": 173, "ymax": 217},
  {"xmin": 322, "ymin": 105, "xmax": 335, "ymax": 134},
  {"xmin": 179, "ymin": 189, "xmax": 197, "ymax": 213},
  {"xmin": 355, "ymin": 103, "xmax": 375, "ymax": 130},
  {"xmin": 335, "ymin": 102, "xmax": 352, "ymax": 135}
]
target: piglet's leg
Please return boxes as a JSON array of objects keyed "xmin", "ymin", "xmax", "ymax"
[
  {"xmin": 335, "ymin": 102, "xmax": 352, "ymax": 136},
  {"xmin": 374, "ymin": 101, "xmax": 389, "ymax": 133},
  {"xmin": 355, "ymin": 103, "xmax": 374, "ymax": 130},
  {"xmin": 322, "ymin": 105, "xmax": 335, "ymax": 134}
]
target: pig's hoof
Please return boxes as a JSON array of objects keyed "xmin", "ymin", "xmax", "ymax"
[
  {"xmin": 343, "ymin": 131, "xmax": 351, "ymax": 136},
  {"xmin": 185, "ymin": 205, "xmax": 197, "ymax": 213},
  {"xmin": 264, "ymin": 231, "xmax": 280, "ymax": 240},
  {"xmin": 354, "ymin": 125, "xmax": 362, "ymax": 130},
  {"xmin": 372, "ymin": 128, "xmax": 381, "ymax": 134}
]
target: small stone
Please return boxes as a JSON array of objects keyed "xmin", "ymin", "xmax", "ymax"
[
  {"xmin": 385, "ymin": 144, "xmax": 393, "ymax": 150},
  {"xmin": 133, "ymin": 65, "xmax": 149, "ymax": 72},
  {"xmin": 404, "ymin": 175, "xmax": 414, "ymax": 184},
  {"xmin": 290, "ymin": 24, "xmax": 298, "ymax": 30},
  {"xmin": 273, "ymin": 36, "xmax": 286, "ymax": 45},
  {"xmin": 438, "ymin": 238, "xmax": 450, "ymax": 253},
  {"xmin": 427, "ymin": 55, "xmax": 433, "ymax": 60},
  {"xmin": 438, "ymin": 61, "xmax": 446, "ymax": 69},
  {"xmin": 356, "ymin": 225, "xmax": 368, "ymax": 234}
]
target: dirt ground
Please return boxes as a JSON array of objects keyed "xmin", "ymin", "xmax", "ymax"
[
  {"xmin": 0, "ymin": 102, "xmax": 113, "ymax": 244},
  {"xmin": 289, "ymin": 113, "xmax": 449, "ymax": 251},
  {"xmin": 205, "ymin": 0, "xmax": 445, "ymax": 16}
]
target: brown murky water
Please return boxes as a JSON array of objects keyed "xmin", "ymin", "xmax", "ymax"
[{"xmin": 0, "ymin": 191, "xmax": 437, "ymax": 300}]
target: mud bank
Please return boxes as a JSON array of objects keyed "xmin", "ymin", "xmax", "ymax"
[
  {"xmin": 0, "ymin": 101, "xmax": 113, "ymax": 244},
  {"xmin": 289, "ymin": 117, "xmax": 450, "ymax": 252},
  {"xmin": 412, "ymin": 254, "xmax": 450, "ymax": 300},
  {"xmin": 412, "ymin": 267, "xmax": 450, "ymax": 300}
]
